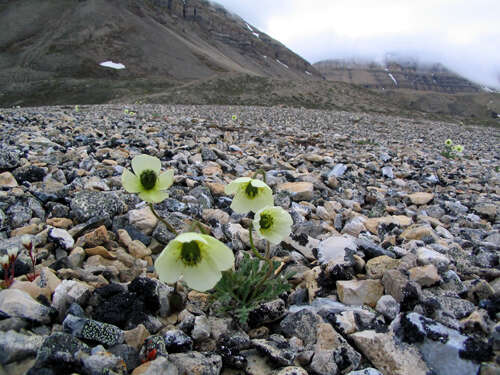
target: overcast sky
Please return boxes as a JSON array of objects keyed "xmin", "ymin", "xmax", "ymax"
[{"xmin": 216, "ymin": 0, "xmax": 500, "ymax": 88}]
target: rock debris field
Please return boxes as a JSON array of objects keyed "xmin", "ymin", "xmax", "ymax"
[{"xmin": 0, "ymin": 104, "xmax": 499, "ymax": 375}]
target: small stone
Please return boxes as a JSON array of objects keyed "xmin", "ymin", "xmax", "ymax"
[
  {"xmin": 0, "ymin": 330, "xmax": 44, "ymax": 365},
  {"xmin": 46, "ymin": 217, "xmax": 73, "ymax": 229},
  {"xmin": 350, "ymin": 330, "xmax": 429, "ymax": 375},
  {"xmin": 366, "ymin": 256, "xmax": 400, "ymax": 279},
  {"xmin": 408, "ymin": 265, "xmax": 440, "ymax": 287},
  {"xmin": 473, "ymin": 203, "xmax": 497, "ymax": 220},
  {"xmin": 76, "ymin": 225, "xmax": 110, "ymax": 248},
  {"xmin": 192, "ymin": 315, "xmax": 211, "ymax": 341},
  {"xmin": 167, "ymin": 352, "xmax": 222, "ymax": 375},
  {"xmin": 70, "ymin": 191, "xmax": 126, "ymax": 224},
  {"xmin": 275, "ymin": 366, "xmax": 309, "ymax": 375},
  {"xmin": 416, "ymin": 247, "xmax": 450, "ymax": 270},
  {"xmin": 124, "ymin": 324, "xmax": 150, "ymax": 350},
  {"xmin": 277, "ymin": 181, "xmax": 314, "ymax": 201},
  {"xmin": 337, "ymin": 279, "xmax": 384, "ymax": 307},
  {"xmin": 85, "ymin": 245, "xmax": 117, "ymax": 259},
  {"xmin": 9, "ymin": 280, "xmax": 52, "ymax": 301},
  {"xmin": 49, "ymin": 227, "xmax": 75, "ymax": 250},
  {"xmin": 401, "ymin": 225, "xmax": 438, "ymax": 241},
  {"xmin": 316, "ymin": 235, "xmax": 357, "ymax": 266},
  {"xmin": 163, "ymin": 329, "xmax": 193, "ymax": 353},
  {"xmin": 248, "ymin": 298, "xmax": 287, "ymax": 327},
  {"xmin": 52, "ymin": 280, "xmax": 93, "ymax": 320},
  {"xmin": 252, "ymin": 334, "xmax": 296, "ymax": 366},
  {"xmin": 131, "ymin": 356, "xmax": 178, "ymax": 375},
  {"xmin": 364, "ymin": 216, "xmax": 412, "ymax": 235},
  {"xmin": 0, "ymin": 171, "xmax": 18, "ymax": 187},
  {"xmin": 128, "ymin": 206, "xmax": 158, "ymax": 235},
  {"xmin": 0, "ymin": 289, "xmax": 53, "ymax": 324},
  {"xmin": 127, "ymin": 240, "xmax": 152, "ymax": 258},
  {"xmin": 408, "ymin": 192, "xmax": 434, "ymax": 205},
  {"xmin": 375, "ymin": 295, "xmax": 400, "ymax": 320},
  {"xmin": 280, "ymin": 309, "xmax": 320, "ymax": 347},
  {"xmin": 63, "ymin": 314, "xmax": 124, "ymax": 347}
]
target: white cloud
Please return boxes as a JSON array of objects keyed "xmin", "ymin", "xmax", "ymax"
[{"xmin": 216, "ymin": 0, "xmax": 500, "ymax": 88}]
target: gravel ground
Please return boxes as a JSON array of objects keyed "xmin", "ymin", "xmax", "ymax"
[{"xmin": 0, "ymin": 104, "xmax": 499, "ymax": 375}]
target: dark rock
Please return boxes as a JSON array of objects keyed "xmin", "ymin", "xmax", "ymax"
[
  {"xmin": 163, "ymin": 329, "xmax": 193, "ymax": 353},
  {"xmin": 28, "ymin": 333, "xmax": 90, "ymax": 375},
  {"xmin": 216, "ymin": 331, "xmax": 250, "ymax": 369},
  {"xmin": 13, "ymin": 165, "xmax": 46, "ymax": 183},
  {"xmin": 70, "ymin": 191, "xmax": 126, "ymax": 224},
  {"xmin": 355, "ymin": 237, "xmax": 396, "ymax": 259},
  {"xmin": 108, "ymin": 344, "xmax": 141, "ymax": 373},
  {"xmin": 248, "ymin": 298, "xmax": 287, "ymax": 327},
  {"xmin": 0, "ymin": 149, "xmax": 20, "ymax": 171},
  {"xmin": 63, "ymin": 314, "xmax": 124, "ymax": 347},
  {"xmin": 252, "ymin": 334, "xmax": 296, "ymax": 367},
  {"xmin": 280, "ymin": 309, "xmax": 319, "ymax": 347}
]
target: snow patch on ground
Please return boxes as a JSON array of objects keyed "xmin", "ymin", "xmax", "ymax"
[
  {"xmin": 388, "ymin": 73, "xmax": 398, "ymax": 86},
  {"xmin": 99, "ymin": 61, "xmax": 126, "ymax": 70},
  {"xmin": 305, "ymin": 71, "xmax": 312, "ymax": 76},
  {"xmin": 276, "ymin": 59, "xmax": 289, "ymax": 69}
]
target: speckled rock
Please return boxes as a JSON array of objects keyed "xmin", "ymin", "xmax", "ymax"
[{"xmin": 63, "ymin": 314, "xmax": 124, "ymax": 347}]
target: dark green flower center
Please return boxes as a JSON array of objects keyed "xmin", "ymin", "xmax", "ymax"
[
  {"xmin": 260, "ymin": 213, "xmax": 273, "ymax": 230},
  {"xmin": 180, "ymin": 241, "xmax": 202, "ymax": 267},
  {"xmin": 245, "ymin": 182, "xmax": 259, "ymax": 199},
  {"xmin": 140, "ymin": 170, "xmax": 157, "ymax": 190}
]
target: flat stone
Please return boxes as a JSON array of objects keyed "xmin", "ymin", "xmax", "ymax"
[
  {"xmin": 337, "ymin": 279, "xmax": 384, "ymax": 307},
  {"xmin": 350, "ymin": 330, "xmax": 429, "ymax": 375},
  {"xmin": 395, "ymin": 312, "xmax": 487, "ymax": 375},
  {"xmin": 63, "ymin": 314, "xmax": 124, "ymax": 347},
  {"xmin": 409, "ymin": 265, "xmax": 440, "ymax": 287},
  {"xmin": 124, "ymin": 324, "xmax": 150, "ymax": 350},
  {"xmin": 366, "ymin": 256, "xmax": 400, "ymax": 279},
  {"xmin": 401, "ymin": 225, "xmax": 438, "ymax": 241},
  {"xmin": 49, "ymin": 227, "xmax": 75, "ymax": 250},
  {"xmin": 0, "ymin": 330, "xmax": 44, "ymax": 364},
  {"xmin": 46, "ymin": 217, "xmax": 73, "ymax": 229},
  {"xmin": 131, "ymin": 356, "xmax": 178, "ymax": 375},
  {"xmin": 375, "ymin": 295, "xmax": 400, "ymax": 320},
  {"xmin": 277, "ymin": 182, "xmax": 314, "ymax": 201},
  {"xmin": 167, "ymin": 352, "xmax": 223, "ymax": 375},
  {"xmin": 0, "ymin": 171, "xmax": 18, "ymax": 188},
  {"xmin": 364, "ymin": 216, "xmax": 413, "ymax": 235},
  {"xmin": 127, "ymin": 240, "xmax": 152, "ymax": 258},
  {"xmin": 416, "ymin": 247, "xmax": 450, "ymax": 270},
  {"xmin": 51, "ymin": 279, "xmax": 93, "ymax": 320},
  {"xmin": 128, "ymin": 206, "xmax": 158, "ymax": 235},
  {"xmin": 316, "ymin": 235, "xmax": 357, "ymax": 266},
  {"xmin": 408, "ymin": 192, "xmax": 434, "ymax": 205},
  {"xmin": 0, "ymin": 289, "xmax": 53, "ymax": 324}
]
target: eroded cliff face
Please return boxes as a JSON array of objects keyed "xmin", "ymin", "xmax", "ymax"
[
  {"xmin": 0, "ymin": 0, "xmax": 320, "ymax": 85},
  {"xmin": 314, "ymin": 59, "xmax": 480, "ymax": 93}
]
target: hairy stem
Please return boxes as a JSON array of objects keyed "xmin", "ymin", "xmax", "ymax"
[
  {"xmin": 251, "ymin": 169, "xmax": 267, "ymax": 184},
  {"xmin": 149, "ymin": 203, "xmax": 178, "ymax": 235}
]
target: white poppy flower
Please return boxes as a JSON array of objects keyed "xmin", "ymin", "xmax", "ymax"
[
  {"xmin": 225, "ymin": 177, "xmax": 273, "ymax": 214},
  {"xmin": 0, "ymin": 255, "xmax": 9, "ymax": 266},
  {"xmin": 154, "ymin": 232, "xmax": 234, "ymax": 292},
  {"xmin": 121, "ymin": 154, "xmax": 174, "ymax": 203},
  {"xmin": 253, "ymin": 206, "xmax": 293, "ymax": 244}
]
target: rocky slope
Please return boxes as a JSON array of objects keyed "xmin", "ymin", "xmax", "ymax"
[
  {"xmin": 0, "ymin": 0, "xmax": 319, "ymax": 106},
  {"xmin": 314, "ymin": 58, "xmax": 481, "ymax": 93},
  {"xmin": 0, "ymin": 104, "xmax": 499, "ymax": 375}
]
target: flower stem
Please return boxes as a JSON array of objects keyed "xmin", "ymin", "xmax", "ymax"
[
  {"xmin": 247, "ymin": 223, "xmax": 275, "ymax": 298},
  {"xmin": 251, "ymin": 169, "xmax": 267, "ymax": 184},
  {"xmin": 149, "ymin": 203, "xmax": 178, "ymax": 235}
]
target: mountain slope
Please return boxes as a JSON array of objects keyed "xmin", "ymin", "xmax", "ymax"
[
  {"xmin": 0, "ymin": 0, "xmax": 320, "ymax": 106},
  {"xmin": 314, "ymin": 58, "xmax": 481, "ymax": 94}
]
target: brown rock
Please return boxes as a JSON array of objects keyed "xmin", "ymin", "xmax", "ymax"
[
  {"xmin": 124, "ymin": 324, "xmax": 150, "ymax": 350},
  {"xmin": 336, "ymin": 279, "xmax": 384, "ymax": 307},
  {"xmin": 277, "ymin": 181, "xmax": 314, "ymax": 201},
  {"xmin": 128, "ymin": 206, "xmax": 158, "ymax": 235},
  {"xmin": 350, "ymin": 330, "xmax": 429, "ymax": 375},
  {"xmin": 401, "ymin": 225, "xmax": 438, "ymax": 241},
  {"xmin": 202, "ymin": 163, "xmax": 222, "ymax": 176},
  {"xmin": 75, "ymin": 225, "xmax": 109, "ymax": 247},
  {"xmin": 408, "ymin": 192, "xmax": 434, "ymax": 205},
  {"xmin": 10, "ymin": 280, "xmax": 52, "ymax": 301},
  {"xmin": 366, "ymin": 256, "xmax": 400, "ymax": 279},
  {"xmin": 202, "ymin": 209, "xmax": 230, "ymax": 225},
  {"xmin": 0, "ymin": 171, "xmax": 18, "ymax": 188},
  {"xmin": 34, "ymin": 267, "xmax": 61, "ymax": 293},
  {"xmin": 11, "ymin": 223, "xmax": 42, "ymax": 237},
  {"xmin": 46, "ymin": 217, "xmax": 73, "ymax": 229},
  {"xmin": 118, "ymin": 229, "xmax": 133, "ymax": 247},
  {"xmin": 85, "ymin": 246, "xmax": 117, "ymax": 260},
  {"xmin": 364, "ymin": 216, "xmax": 413, "ymax": 235},
  {"xmin": 205, "ymin": 182, "xmax": 225, "ymax": 196},
  {"xmin": 127, "ymin": 240, "xmax": 152, "ymax": 259},
  {"xmin": 408, "ymin": 265, "xmax": 440, "ymax": 287}
]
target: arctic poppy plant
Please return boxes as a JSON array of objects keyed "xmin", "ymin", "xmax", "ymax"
[
  {"xmin": 224, "ymin": 177, "xmax": 273, "ymax": 214},
  {"xmin": 122, "ymin": 154, "xmax": 174, "ymax": 203},
  {"xmin": 154, "ymin": 232, "xmax": 234, "ymax": 292},
  {"xmin": 253, "ymin": 206, "xmax": 293, "ymax": 244}
]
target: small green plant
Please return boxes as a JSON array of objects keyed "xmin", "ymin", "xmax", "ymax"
[
  {"xmin": 213, "ymin": 253, "xmax": 293, "ymax": 324},
  {"xmin": 441, "ymin": 139, "xmax": 464, "ymax": 159}
]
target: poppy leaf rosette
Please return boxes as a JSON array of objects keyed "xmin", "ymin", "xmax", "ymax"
[
  {"xmin": 154, "ymin": 232, "xmax": 234, "ymax": 292},
  {"xmin": 122, "ymin": 154, "xmax": 174, "ymax": 203},
  {"xmin": 253, "ymin": 206, "xmax": 293, "ymax": 244},
  {"xmin": 224, "ymin": 177, "xmax": 273, "ymax": 214}
]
